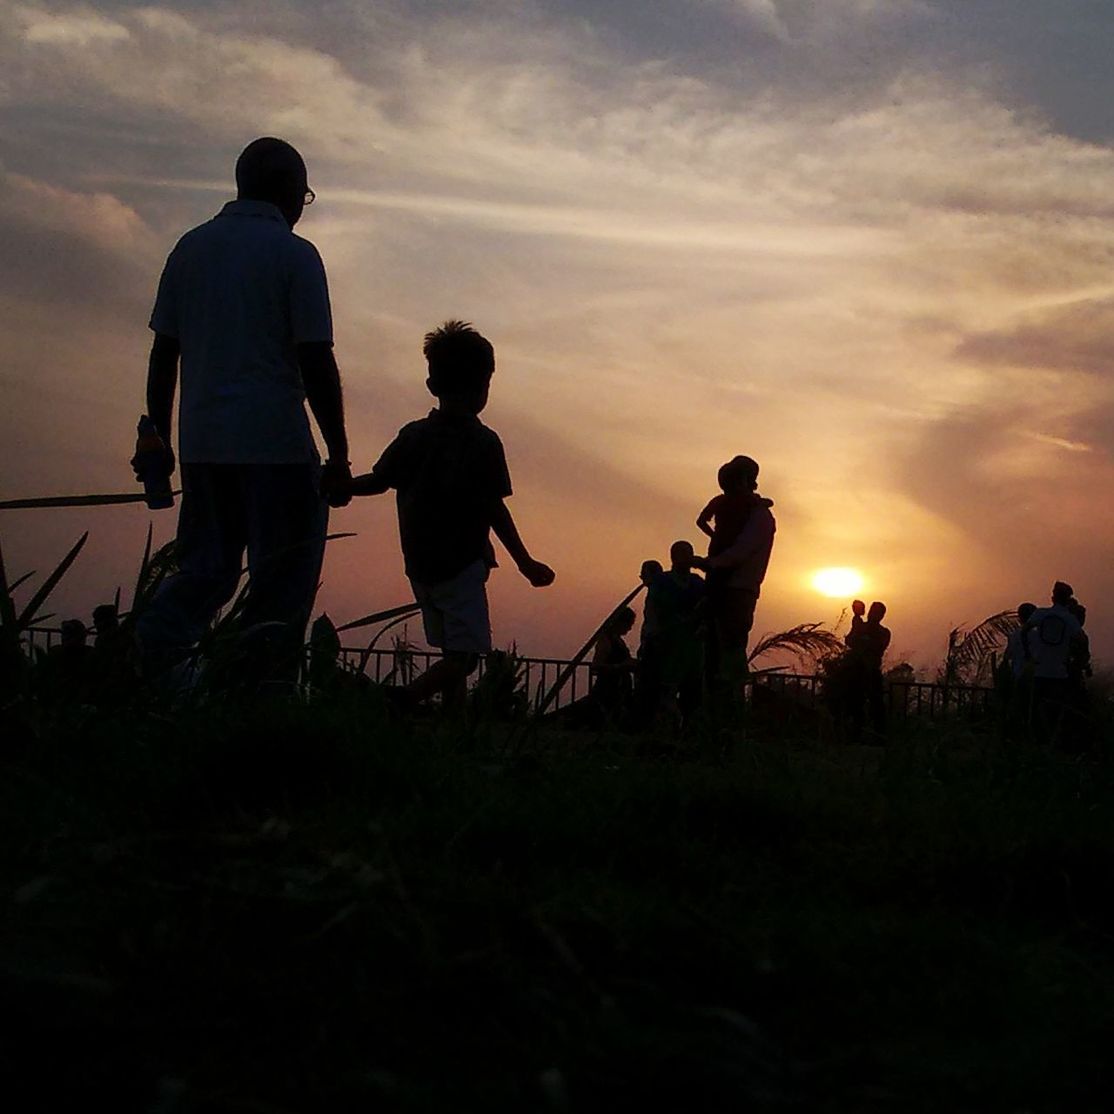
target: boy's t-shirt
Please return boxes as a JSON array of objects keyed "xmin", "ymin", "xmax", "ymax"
[
  {"xmin": 373, "ymin": 409, "xmax": 513, "ymax": 585},
  {"xmin": 701, "ymin": 492, "xmax": 758, "ymax": 557}
]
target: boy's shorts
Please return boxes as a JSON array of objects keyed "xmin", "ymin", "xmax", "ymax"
[{"xmin": 410, "ymin": 559, "xmax": 492, "ymax": 655}]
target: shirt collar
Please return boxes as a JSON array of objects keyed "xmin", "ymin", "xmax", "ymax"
[{"xmin": 217, "ymin": 199, "xmax": 287, "ymax": 223}]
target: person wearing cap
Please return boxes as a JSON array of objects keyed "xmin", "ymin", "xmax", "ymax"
[
  {"xmin": 134, "ymin": 137, "xmax": 353, "ymax": 688},
  {"xmin": 693, "ymin": 455, "xmax": 776, "ymax": 690}
]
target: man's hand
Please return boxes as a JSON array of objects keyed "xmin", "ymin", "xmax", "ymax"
[
  {"xmin": 321, "ymin": 459, "xmax": 353, "ymax": 508},
  {"xmin": 518, "ymin": 558, "xmax": 555, "ymax": 588},
  {"xmin": 130, "ymin": 441, "xmax": 176, "ymax": 482},
  {"xmin": 691, "ymin": 555, "xmax": 709, "ymax": 572}
]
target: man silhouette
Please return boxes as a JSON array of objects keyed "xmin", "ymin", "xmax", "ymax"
[{"xmin": 134, "ymin": 137, "xmax": 352, "ymax": 687}]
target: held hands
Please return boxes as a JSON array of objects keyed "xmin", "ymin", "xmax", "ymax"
[
  {"xmin": 518, "ymin": 558, "xmax": 555, "ymax": 588},
  {"xmin": 320, "ymin": 459, "xmax": 354, "ymax": 508}
]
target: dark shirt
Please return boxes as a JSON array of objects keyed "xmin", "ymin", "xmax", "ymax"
[
  {"xmin": 373, "ymin": 409, "xmax": 513, "ymax": 585},
  {"xmin": 847, "ymin": 621, "xmax": 891, "ymax": 671},
  {"xmin": 701, "ymin": 492, "xmax": 757, "ymax": 558}
]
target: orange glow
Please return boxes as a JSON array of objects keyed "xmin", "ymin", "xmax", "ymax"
[{"xmin": 811, "ymin": 568, "xmax": 865, "ymax": 598}]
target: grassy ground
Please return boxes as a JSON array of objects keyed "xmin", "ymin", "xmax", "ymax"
[{"xmin": 4, "ymin": 694, "xmax": 1114, "ymax": 1112}]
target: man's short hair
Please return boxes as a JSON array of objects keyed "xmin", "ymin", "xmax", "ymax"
[
  {"xmin": 235, "ymin": 137, "xmax": 306, "ymax": 201},
  {"xmin": 1052, "ymin": 580, "xmax": 1074, "ymax": 605},
  {"xmin": 719, "ymin": 454, "xmax": 759, "ymax": 492},
  {"xmin": 670, "ymin": 540, "xmax": 694, "ymax": 564},
  {"xmin": 868, "ymin": 601, "xmax": 887, "ymax": 621},
  {"xmin": 1017, "ymin": 602, "xmax": 1037, "ymax": 623},
  {"xmin": 423, "ymin": 320, "xmax": 495, "ymax": 395}
]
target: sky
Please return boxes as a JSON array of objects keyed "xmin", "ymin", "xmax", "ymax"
[{"xmin": 1, "ymin": 0, "xmax": 1113, "ymax": 668}]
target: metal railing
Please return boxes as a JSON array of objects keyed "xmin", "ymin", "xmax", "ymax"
[{"xmin": 25, "ymin": 626, "xmax": 995, "ymax": 720}]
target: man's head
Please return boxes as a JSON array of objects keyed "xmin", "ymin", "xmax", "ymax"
[
  {"xmin": 235, "ymin": 137, "xmax": 311, "ymax": 228},
  {"xmin": 718, "ymin": 455, "xmax": 759, "ymax": 494},
  {"xmin": 92, "ymin": 603, "xmax": 118, "ymax": 633},
  {"xmin": 1017, "ymin": 602, "xmax": 1037, "ymax": 624},
  {"xmin": 669, "ymin": 540, "xmax": 694, "ymax": 573},
  {"xmin": 639, "ymin": 559, "xmax": 663, "ymax": 585},
  {"xmin": 867, "ymin": 601, "xmax": 887, "ymax": 623},
  {"xmin": 60, "ymin": 619, "xmax": 87, "ymax": 648},
  {"xmin": 424, "ymin": 320, "xmax": 495, "ymax": 413},
  {"xmin": 1051, "ymin": 580, "xmax": 1074, "ymax": 606}
]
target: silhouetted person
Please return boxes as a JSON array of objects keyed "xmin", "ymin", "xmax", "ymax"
[
  {"xmin": 846, "ymin": 601, "xmax": 890, "ymax": 742},
  {"xmin": 37, "ymin": 619, "xmax": 95, "ymax": 704},
  {"xmin": 649, "ymin": 541, "xmax": 706, "ymax": 727},
  {"xmin": 1065, "ymin": 596, "xmax": 1092, "ymax": 686},
  {"xmin": 693, "ymin": 455, "xmax": 775, "ymax": 691},
  {"xmin": 345, "ymin": 321, "xmax": 554, "ymax": 709},
  {"xmin": 1023, "ymin": 581, "xmax": 1087, "ymax": 746},
  {"xmin": 135, "ymin": 137, "xmax": 352, "ymax": 691},
  {"xmin": 633, "ymin": 558, "xmax": 665, "ymax": 727},
  {"xmin": 92, "ymin": 603, "xmax": 120, "ymax": 649},
  {"xmin": 1003, "ymin": 602, "xmax": 1037, "ymax": 682},
  {"xmin": 590, "ymin": 606, "xmax": 637, "ymax": 726},
  {"xmin": 847, "ymin": 599, "xmax": 866, "ymax": 645}
]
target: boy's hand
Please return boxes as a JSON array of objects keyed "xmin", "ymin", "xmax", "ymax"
[
  {"xmin": 691, "ymin": 555, "xmax": 709, "ymax": 571},
  {"xmin": 321, "ymin": 459, "xmax": 353, "ymax": 507},
  {"xmin": 519, "ymin": 558, "xmax": 555, "ymax": 587}
]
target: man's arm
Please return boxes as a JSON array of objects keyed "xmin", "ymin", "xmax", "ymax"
[
  {"xmin": 490, "ymin": 499, "xmax": 554, "ymax": 587},
  {"xmin": 298, "ymin": 341, "xmax": 352, "ymax": 506},
  {"xmin": 147, "ymin": 333, "xmax": 180, "ymax": 446}
]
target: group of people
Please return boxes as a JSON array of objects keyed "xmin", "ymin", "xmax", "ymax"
[
  {"xmin": 584, "ymin": 455, "xmax": 778, "ymax": 729},
  {"xmin": 126, "ymin": 136, "xmax": 778, "ymax": 709},
  {"xmin": 1000, "ymin": 581, "xmax": 1092, "ymax": 745}
]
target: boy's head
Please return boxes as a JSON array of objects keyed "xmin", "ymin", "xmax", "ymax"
[
  {"xmin": 639, "ymin": 559, "xmax": 663, "ymax": 585},
  {"xmin": 60, "ymin": 619, "xmax": 87, "ymax": 648},
  {"xmin": 424, "ymin": 320, "xmax": 495, "ymax": 413},
  {"xmin": 669, "ymin": 540, "xmax": 694, "ymax": 572},
  {"xmin": 851, "ymin": 599, "xmax": 866, "ymax": 617},
  {"xmin": 867, "ymin": 601, "xmax": 887, "ymax": 623},
  {"xmin": 717, "ymin": 454, "xmax": 759, "ymax": 494},
  {"xmin": 1017, "ymin": 602, "xmax": 1037, "ymax": 624},
  {"xmin": 610, "ymin": 606, "xmax": 637, "ymax": 637}
]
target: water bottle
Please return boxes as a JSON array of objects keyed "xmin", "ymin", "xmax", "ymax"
[{"xmin": 135, "ymin": 415, "xmax": 174, "ymax": 510}]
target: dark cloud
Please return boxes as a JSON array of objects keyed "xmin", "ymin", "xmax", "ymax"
[{"xmin": 955, "ymin": 297, "xmax": 1114, "ymax": 378}]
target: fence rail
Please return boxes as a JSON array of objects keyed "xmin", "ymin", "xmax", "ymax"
[{"xmin": 24, "ymin": 626, "xmax": 995, "ymax": 720}]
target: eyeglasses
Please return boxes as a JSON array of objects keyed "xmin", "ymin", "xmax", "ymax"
[{"xmin": 304, "ymin": 187, "xmax": 316, "ymax": 206}]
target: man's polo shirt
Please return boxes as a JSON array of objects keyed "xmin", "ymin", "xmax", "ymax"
[{"xmin": 150, "ymin": 200, "xmax": 333, "ymax": 464}]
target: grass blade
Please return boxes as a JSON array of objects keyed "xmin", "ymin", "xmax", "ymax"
[
  {"xmin": 336, "ymin": 602, "xmax": 421, "ymax": 634},
  {"xmin": 0, "ymin": 492, "xmax": 179, "ymax": 510},
  {"xmin": 16, "ymin": 532, "xmax": 89, "ymax": 630}
]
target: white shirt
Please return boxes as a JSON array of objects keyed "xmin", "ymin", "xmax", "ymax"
[
  {"xmin": 1024, "ymin": 604, "xmax": 1083, "ymax": 680},
  {"xmin": 150, "ymin": 200, "xmax": 333, "ymax": 463}
]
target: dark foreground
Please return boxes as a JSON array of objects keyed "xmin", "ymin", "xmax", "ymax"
[{"xmin": 4, "ymin": 696, "xmax": 1114, "ymax": 1113}]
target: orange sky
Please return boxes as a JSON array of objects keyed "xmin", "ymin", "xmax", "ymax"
[{"xmin": 2, "ymin": 1, "xmax": 1113, "ymax": 669}]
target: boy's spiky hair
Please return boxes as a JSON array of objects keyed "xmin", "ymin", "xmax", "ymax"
[{"xmin": 423, "ymin": 320, "xmax": 495, "ymax": 394}]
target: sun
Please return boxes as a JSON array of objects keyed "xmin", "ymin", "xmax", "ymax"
[{"xmin": 811, "ymin": 567, "xmax": 865, "ymax": 598}]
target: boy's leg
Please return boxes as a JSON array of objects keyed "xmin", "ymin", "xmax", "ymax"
[
  {"xmin": 407, "ymin": 561, "xmax": 490, "ymax": 707},
  {"xmin": 137, "ymin": 463, "xmax": 247, "ymax": 675}
]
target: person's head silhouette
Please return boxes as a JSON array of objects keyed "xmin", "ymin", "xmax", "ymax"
[
  {"xmin": 670, "ymin": 540, "xmax": 695, "ymax": 573},
  {"xmin": 92, "ymin": 603, "xmax": 119, "ymax": 635},
  {"xmin": 609, "ymin": 606, "xmax": 637, "ymax": 638},
  {"xmin": 1017, "ymin": 602, "xmax": 1037, "ymax": 624},
  {"xmin": 235, "ymin": 137, "xmax": 313, "ymax": 229},
  {"xmin": 423, "ymin": 320, "xmax": 495, "ymax": 415},
  {"xmin": 867, "ymin": 601, "xmax": 887, "ymax": 624},
  {"xmin": 1051, "ymin": 581, "xmax": 1073, "ymax": 606},
  {"xmin": 60, "ymin": 619, "xmax": 88, "ymax": 648},
  {"xmin": 718, "ymin": 455, "xmax": 759, "ymax": 494},
  {"xmin": 639, "ymin": 559, "xmax": 663, "ymax": 585}
]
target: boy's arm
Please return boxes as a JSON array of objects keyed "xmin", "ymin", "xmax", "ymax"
[
  {"xmin": 696, "ymin": 499, "xmax": 716, "ymax": 538},
  {"xmin": 490, "ymin": 499, "xmax": 554, "ymax": 587},
  {"xmin": 349, "ymin": 471, "xmax": 391, "ymax": 496}
]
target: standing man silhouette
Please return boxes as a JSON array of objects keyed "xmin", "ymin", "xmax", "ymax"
[{"xmin": 135, "ymin": 137, "xmax": 352, "ymax": 687}]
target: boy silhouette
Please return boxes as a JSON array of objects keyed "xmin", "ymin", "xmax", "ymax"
[{"xmin": 347, "ymin": 321, "xmax": 554, "ymax": 707}]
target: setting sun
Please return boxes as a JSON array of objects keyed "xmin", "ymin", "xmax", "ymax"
[{"xmin": 811, "ymin": 567, "xmax": 865, "ymax": 598}]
